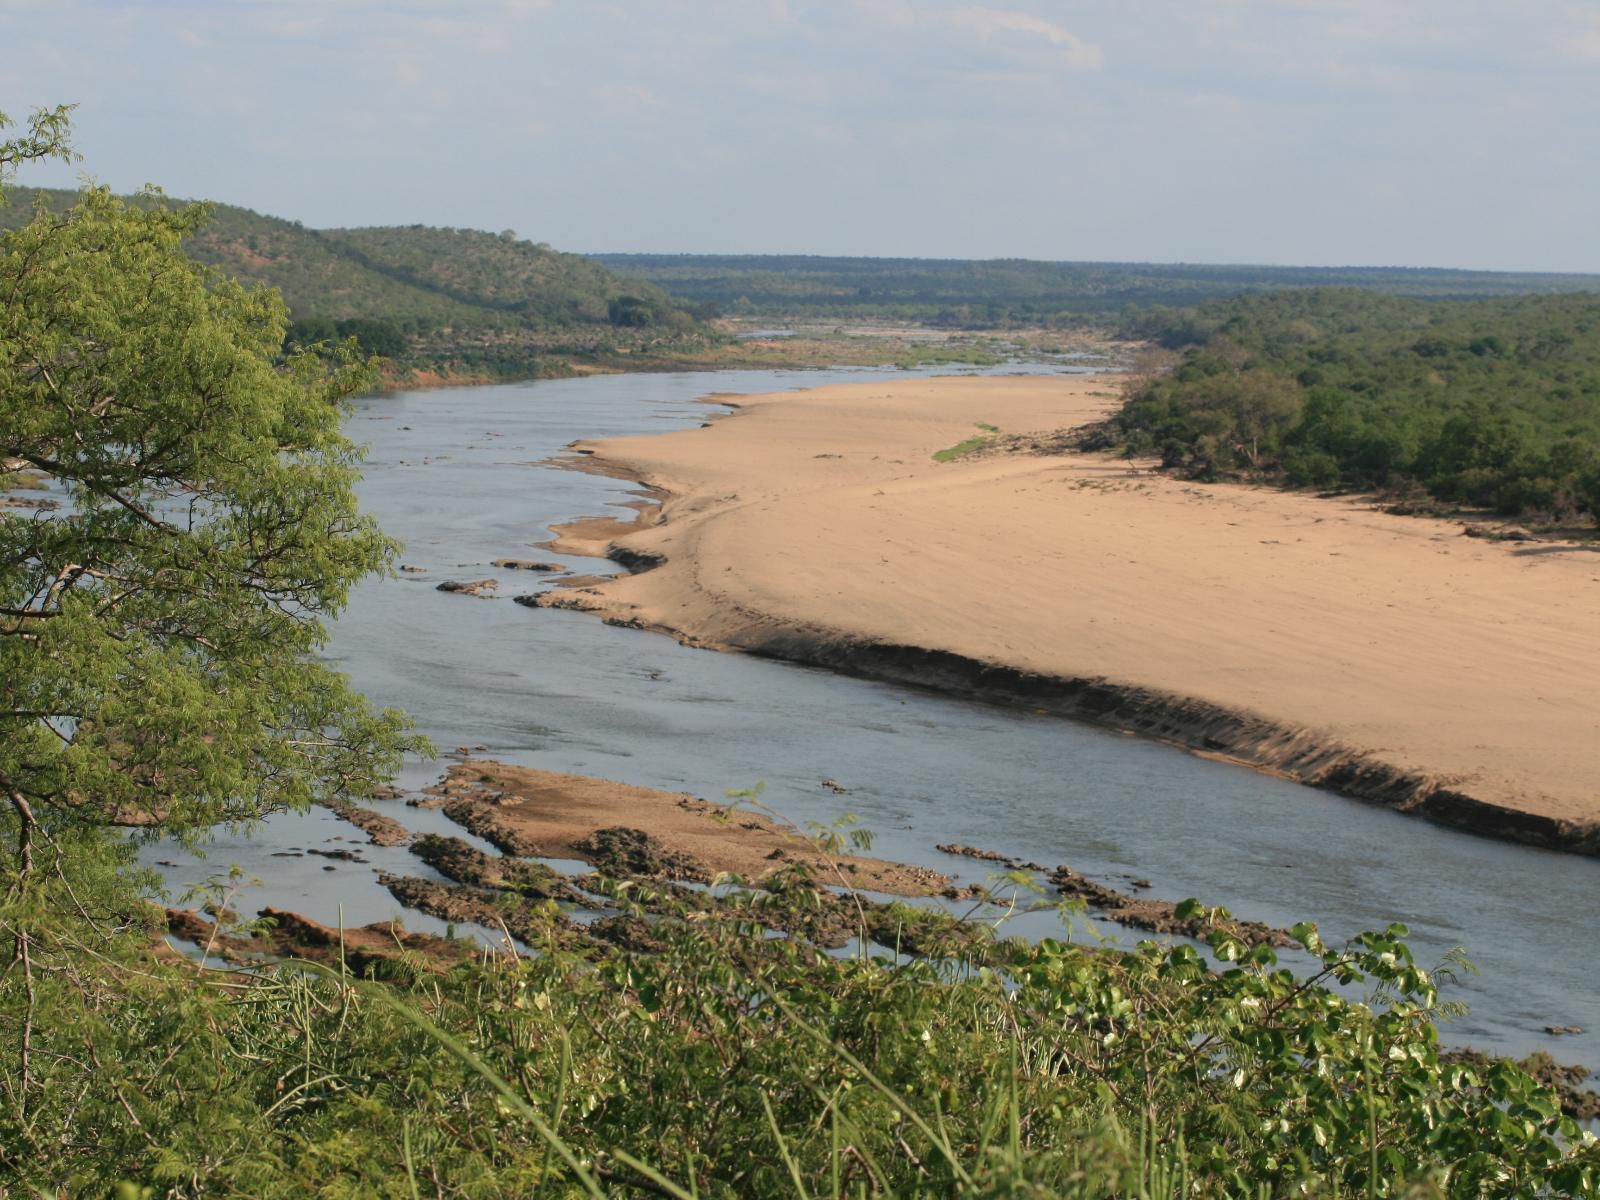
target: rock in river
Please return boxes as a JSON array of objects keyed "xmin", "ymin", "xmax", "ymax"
[{"xmin": 436, "ymin": 578, "xmax": 498, "ymax": 598}]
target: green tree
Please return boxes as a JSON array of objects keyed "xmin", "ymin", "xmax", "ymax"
[
  {"xmin": 1198, "ymin": 369, "xmax": 1304, "ymax": 469},
  {"xmin": 608, "ymin": 294, "xmax": 658, "ymax": 327},
  {"xmin": 0, "ymin": 112, "xmax": 420, "ymax": 1098},
  {"xmin": 0, "ymin": 105, "xmax": 75, "ymax": 184}
]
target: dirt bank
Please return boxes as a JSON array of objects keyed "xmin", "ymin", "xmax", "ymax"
[
  {"xmin": 528, "ymin": 373, "xmax": 1600, "ymax": 856},
  {"xmin": 427, "ymin": 761, "xmax": 952, "ymax": 895},
  {"xmin": 163, "ymin": 906, "xmax": 474, "ymax": 971}
]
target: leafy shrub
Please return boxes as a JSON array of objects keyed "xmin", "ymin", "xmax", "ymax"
[{"xmin": 3, "ymin": 853, "xmax": 1595, "ymax": 1197}]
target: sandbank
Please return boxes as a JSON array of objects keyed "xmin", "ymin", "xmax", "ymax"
[{"xmin": 533, "ymin": 374, "xmax": 1600, "ymax": 855}]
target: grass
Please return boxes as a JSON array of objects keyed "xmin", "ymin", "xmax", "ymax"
[{"xmin": 933, "ymin": 423, "xmax": 1003, "ymax": 462}]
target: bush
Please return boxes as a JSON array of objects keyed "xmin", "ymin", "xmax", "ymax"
[{"xmin": 4, "ymin": 865, "xmax": 1597, "ymax": 1196}]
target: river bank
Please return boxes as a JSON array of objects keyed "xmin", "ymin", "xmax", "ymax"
[
  {"xmin": 139, "ymin": 366, "xmax": 1600, "ymax": 1064},
  {"xmin": 532, "ymin": 374, "xmax": 1600, "ymax": 856},
  {"xmin": 374, "ymin": 326, "xmax": 1121, "ymax": 392}
]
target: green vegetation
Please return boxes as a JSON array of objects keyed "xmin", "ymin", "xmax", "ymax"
[
  {"xmin": 597, "ymin": 253, "xmax": 1600, "ymax": 327},
  {"xmin": 10, "ymin": 863, "xmax": 1600, "ymax": 1197},
  {"xmin": 0, "ymin": 202, "xmax": 418, "ymax": 851},
  {"xmin": 933, "ymin": 424, "xmax": 1004, "ymax": 462},
  {"xmin": 1107, "ymin": 289, "xmax": 1600, "ymax": 521},
  {"xmin": 890, "ymin": 345, "xmax": 1007, "ymax": 369},
  {"xmin": 0, "ymin": 186, "xmax": 704, "ymax": 381},
  {"xmin": 4, "ymin": 107, "xmax": 1598, "ymax": 1197},
  {"xmin": 316, "ymin": 225, "xmax": 694, "ymax": 332}
]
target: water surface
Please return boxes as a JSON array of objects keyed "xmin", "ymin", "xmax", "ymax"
[{"xmin": 145, "ymin": 367, "xmax": 1599, "ymax": 1068}]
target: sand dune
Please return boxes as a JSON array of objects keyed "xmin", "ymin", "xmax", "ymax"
[{"xmin": 536, "ymin": 374, "xmax": 1600, "ymax": 851}]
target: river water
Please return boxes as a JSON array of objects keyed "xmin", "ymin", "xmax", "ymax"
[{"xmin": 143, "ymin": 366, "xmax": 1598, "ymax": 1069}]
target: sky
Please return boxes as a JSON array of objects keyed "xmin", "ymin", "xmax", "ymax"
[{"xmin": 2, "ymin": 0, "xmax": 1598, "ymax": 271}]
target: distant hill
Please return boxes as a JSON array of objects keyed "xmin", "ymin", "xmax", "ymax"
[
  {"xmin": 315, "ymin": 225, "xmax": 693, "ymax": 329},
  {"xmin": 594, "ymin": 253, "xmax": 1600, "ymax": 325},
  {"xmin": 0, "ymin": 188, "xmax": 699, "ymax": 379}
]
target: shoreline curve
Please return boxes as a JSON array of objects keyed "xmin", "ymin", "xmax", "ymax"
[{"xmin": 529, "ymin": 374, "xmax": 1600, "ymax": 859}]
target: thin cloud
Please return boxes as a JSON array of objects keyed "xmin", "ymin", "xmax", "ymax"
[
  {"xmin": 948, "ymin": 6, "xmax": 1103, "ymax": 67},
  {"xmin": 852, "ymin": 0, "xmax": 918, "ymax": 30},
  {"xmin": 1561, "ymin": 3, "xmax": 1600, "ymax": 62},
  {"xmin": 259, "ymin": 12, "xmax": 326, "ymax": 37}
]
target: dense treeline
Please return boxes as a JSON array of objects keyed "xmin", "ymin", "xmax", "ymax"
[
  {"xmin": 596, "ymin": 253, "xmax": 1600, "ymax": 326},
  {"xmin": 1109, "ymin": 289, "xmax": 1600, "ymax": 520},
  {"xmin": 283, "ymin": 315, "xmax": 409, "ymax": 357}
]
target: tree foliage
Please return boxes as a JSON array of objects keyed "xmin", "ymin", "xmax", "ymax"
[
  {"xmin": 0, "ymin": 109, "xmax": 424, "ymax": 1175},
  {"xmin": 5, "ymin": 884, "xmax": 1597, "ymax": 1196},
  {"xmin": 0, "ymin": 186, "xmax": 418, "ymax": 842},
  {"xmin": 0, "ymin": 116, "xmax": 422, "ymax": 1053},
  {"xmin": 1113, "ymin": 289, "xmax": 1600, "ymax": 518},
  {"xmin": 283, "ymin": 315, "xmax": 408, "ymax": 358}
]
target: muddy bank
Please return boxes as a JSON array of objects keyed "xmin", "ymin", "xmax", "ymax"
[
  {"xmin": 425, "ymin": 760, "xmax": 954, "ymax": 896},
  {"xmin": 163, "ymin": 906, "xmax": 473, "ymax": 972}
]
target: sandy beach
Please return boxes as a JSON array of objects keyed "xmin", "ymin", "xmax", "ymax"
[{"xmin": 534, "ymin": 374, "xmax": 1600, "ymax": 854}]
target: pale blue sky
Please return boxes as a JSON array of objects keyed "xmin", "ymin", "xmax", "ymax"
[{"xmin": 3, "ymin": 0, "xmax": 1597, "ymax": 270}]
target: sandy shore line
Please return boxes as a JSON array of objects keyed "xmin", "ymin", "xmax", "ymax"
[{"xmin": 531, "ymin": 374, "xmax": 1600, "ymax": 856}]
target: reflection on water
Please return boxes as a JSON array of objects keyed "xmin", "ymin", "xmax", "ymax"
[{"xmin": 143, "ymin": 366, "xmax": 1599, "ymax": 1068}]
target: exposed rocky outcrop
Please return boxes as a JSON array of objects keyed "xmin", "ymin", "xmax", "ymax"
[
  {"xmin": 411, "ymin": 834, "xmax": 582, "ymax": 901},
  {"xmin": 324, "ymin": 802, "xmax": 411, "ymax": 847},
  {"xmin": 937, "ymin": 843, "xmax": 1047, "ymax": 871},
  {"xmin": 573, "ymin": 826, "xmax": 712, "ymax": 883},
  {"xmin": 376, "ymin": 873, "xmax": 578, "ymax": 947},
  {"xmin": 493, "ymin": 558, "xmax": 565, "ymax": 571},
  {"xmin": 1047, "ymin": 866, "xmax": 1292, "ymax": 949},
  {"xmin": 436, "ymin": 578, "xmax": 498, "ymax": 597},
  {"xmin": 163, "ymin": 906, "xmax": 471, "ymax": 972},
  {"xmin": 440, "ymin": 796, "xmax": 549, "ymax": 857}
]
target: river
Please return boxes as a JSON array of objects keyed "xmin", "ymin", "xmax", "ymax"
[{"xmin": 142, "ymin": 365, "xmax": 1599, "ymax": 1070}]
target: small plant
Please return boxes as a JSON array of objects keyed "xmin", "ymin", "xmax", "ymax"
[
  {"xmin": 176, "ymin": 866, "xmax": 269, "ymax": 967},
  {"xmin": 933, "ymin": 422, "xmax": 1004, "ymax": 462}
]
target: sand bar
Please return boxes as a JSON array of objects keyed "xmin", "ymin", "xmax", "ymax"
[{"xmin": 535, "ymin": 374, "xmax": 1600, "ymax": 854}]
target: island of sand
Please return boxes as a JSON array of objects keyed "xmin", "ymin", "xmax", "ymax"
[{"xmin": 532, "ymin": 373, "xmax": 1600, "ymax": 855}]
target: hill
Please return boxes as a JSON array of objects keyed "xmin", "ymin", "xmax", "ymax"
[
  {"xmin": 0, "ymin": 187, "xmax": 700, "ymax": 379},
  {"xmin": 317, "ymin": 225, "xmax": 693, "ymax": 330},
  {"xmin": 594, "ymin": 252, "xmax": 1600, "ymax": 325}
]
